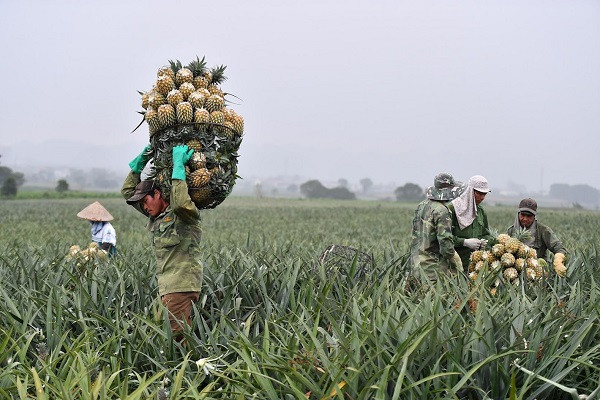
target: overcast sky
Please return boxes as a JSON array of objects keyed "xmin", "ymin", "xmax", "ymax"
[{"xmin": 1, "ymin": 0, "xmax": 598, "ymax": 191}]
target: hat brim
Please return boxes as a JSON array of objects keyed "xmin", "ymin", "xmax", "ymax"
[
  {"xmin": 126, "ymin": 191, "xmax": 150, "ymax": 205},
  {"xmin": 519, "ymin": 207, "xmax": 537, "ymax": 216}
]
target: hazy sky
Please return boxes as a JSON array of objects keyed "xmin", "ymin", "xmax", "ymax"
[{"xmin": 1, "ymin": 0, "xmax": 599, "ymax": 191}]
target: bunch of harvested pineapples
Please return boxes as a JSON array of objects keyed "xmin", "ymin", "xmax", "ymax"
[
  {"xmin": 136, "ymin": 56, "xmax": 243, "ymax": 209},
  {"xmin": 467, "ymin": 233, "xmax": 549, "ymax": 292}
]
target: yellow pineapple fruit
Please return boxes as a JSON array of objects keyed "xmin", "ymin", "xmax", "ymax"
[
  {"xmin": 176, "ymin": 102, "xmax": 194, "ymax": 124},
  {"xmin": 205, "ymin": 94, "xmax": 224, "ymax": 112},
  {"xmin": 468, "ymin": 271, "xmax": 478, "ymax": 281},
  {"xmin": 188, "ymin": 152, "xmax": 206, "ymax": 170},
  {"xmin": 196, "ymin": 88, "xmax": 211, "ymax": 98},
  {"xmin": 157, "ymin": 65, "xmax": 175, "ymax": 80},
  {"xmin": 179, "ymin": 82, "xmax": 195, "ymax": 100},
  {"xmin": 500, "ymin": 252, "xmax": 515, "ymax": 267},
  {"xmin": 490, "ymin": 260, "xmax": 501, "ymax": 271},
  {"xmin": 470, "ymin": 250, "xmax": 484, "ymax": 263},
  {"xmin": 187, "ymin": 168, "xmax": 211, "ymax": 187},
  {"xmin": 525, "ymin": 268, "xmax": 537, "ymax": 281},
  {"xmin": 167, "ymin": 89, "xmax": 184, "ymax": 107},
  {"xmin": 514, "ymin": 258, "xmax": 525, "ymax": 272},
  {"xmin": 157, "ymin": 104, "xmax": 176, "ymax": 128},
  {"xmin": 186, "ymin": 139, "xmax": 202, "ymax": 152},
  {"xmin": 497, "ymin": 234, "xmax": 511, "ymax": 245},
  {"xmin": 193, "ymin": 75, "xmax": 209, "ymax": 89},
  {"xmin": 194, "ymin": 108, "xmax": 210, "ymax": 125},
  {"xmin": 147, "ymin": 91, "xmax": 165, "ymax": 108},
  {"xmin": 141, "ymin": 91, "xmax": 150, "ymax": 109},
  {"xmin": 505, "ymin": 238, "xmax": 521, "ymax": 254},
  {"xmin": 156, "ymin": 74, "xmax": 175, "ymax": 96},
  {"xmin": 528, "ymin": 248, "xmax": 537, "ymax": 259},
  {"xmin": 526, "ymin": 257, "xmax": 538, "ymax": 270},
  {"xmin": 232, "ymin": 114, "xmax": 244, "ymax": 135},
  {"xmin": 188, "ymin": 91, "xmax": 206, "ymax": 109},
  {"xmin": 190, "ymin": 187, "xmax": 212, "ymax": 204},
  {"xmin": 145, "ymin": 107, "xmax": 160, "ymax": 134},
  {"xmin": 175, "ymin": 67, "xmax": 193, "ymax": 86},
  {"xmin": 207, "ymin": 84, "xmax": 223, "ymax": 97},
  {"xmin": 474, "ymin": 261, "xmax": 484, "ymax": 272},
  {"xmin": 517, "ymin": 244, "xmax": 529, "ymax": 259},
  {"xmin": 209, "ymin": 110, "xmax": 225, "ymax": 126},
  {"xmin": 491, "ymin": 243, "xmax": 504, "ymax": 258},
  {"xmin": 503, "ymin": 267, "xmax": 518, "ymax": 281}
]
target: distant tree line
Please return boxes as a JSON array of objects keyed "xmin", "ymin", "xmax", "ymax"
[
  {"xmin": 300, "ymin": 180, "xmax": 356, "ymax": 200},
  {"xmin": 0, "ymin": 158, "xmax": 25, "ymax": 197},
  {"xmin": 549, "ymin": 183, "xmax": 599, "ymax": 205}
]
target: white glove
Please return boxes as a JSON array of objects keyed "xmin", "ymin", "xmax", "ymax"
[{"xmin": 463, "ymin": 238, "xmax": 481, "ymax": 250}]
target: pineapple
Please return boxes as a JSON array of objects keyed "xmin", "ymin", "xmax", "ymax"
[
  {"xmin": 503, "ymin": 267, "xmax": 518, "ymax": 281},
  {"xmin": 157, "ymin": 104, "xmax": 176, "ymax": 128},
  {"xmin": 194, "ymin": 108, "xmax": 210, "ymax": 125},
  {"xmin": 474, "ymin": 261, "xmax": 484, "ymax": 272},
  {"xmin": 491, "ymin": 243, "xmax": 505, "ymax": 258},
  {"xmin": 526, "ymin": 257, "xmax": 538, "ymax": 270},
  {"xmin": 167, "ymin": 89, "xmax": 184, "ymax": 107},
  {"xmin": 514, "ymin": 258, "xmax": 525, "ymax": 272},
  {"xmin": 186, "ymin": 139, "xmax": 202, "ymax": 152},
  {"xmin": 175, "ymin": 67, "xmax": 193, "ymax": 86},
  {"xmin": 190, "ymin": 187, "xmax": 212, "ymax": 204},
  {"xmin": 497, "ymin": 234, "xmax": 511, "ymax": 245},
  {"xmin": 156, "ymin": 74, "xmax": 175, "ymax": 96},
  {"xmin": 504, "ymin": 238, "xmax": 521, "ymax": 254},
  {"xmin": 500, "ymin": 252, "xmax": 515, "ymax": 267},
  {"xmin": 490, "ymin": 287, "xmax": 498, "ymax": 296},
  {"xmin": 525, "ymin": 268, "xmax": 537, "ymax": 281},
  {"xmin": 193, "ymin": 75, "xmax": 209, "ymax": 89},
  {"xmin": 209, "ymin": 110, "xmax": 225, "ymax": 126},
  {"xmin": 145, "ymin": 107, "xmax": 161, "ymax": 133},
  {"xmin": 481, "ymin": 251, "xmax": 491, "ymax": 264},
  {"xmin": 188, "ymin": 91, "xmax": 206, "ymax": 109},
  {"xmin": 147, "ymin": 91, "xmax": 165, "ymax": 108},
  {"xmin": 187, "ymin": 168, "xmax": 211, "ymax": 187},
  {"xmin": 140, "ymin": 91, "xmax": 150, "ymax": 109},
  {"xmin": 528, "ymin": 248, "xmax": 537, "ymax": 259},
  {"xmin": 188, "ymin": 151, "xmax": 207, "ymax": 170},
  {"xmin": 490, "ymin": 260, "xmax": 501, "ymax": 271},
  {"xmin": 179, "ymin": 82, "xmax": 195, "ymax": 100},
  {"xmin": 232, "ymin": 114, "xmax": 244, "ymax": 135},
  {"xmin": 207, "ymin": 84, "xmax": 224, "ymax": 97},
  {"xmin": 223, "ymin": 121, "xmax": 236, "ymax": 139},
  {"xmin": 471, "ymin": 250, "xmax": 484, "ymax": 263},
  {"xmin": 157, "ymin": 65, "xmax": 175, "ymax": 80},
  {"xmin": 176, "ymin": 102, "xmax": 194, "ymax": 124},
  {"xmin": 196, "ymin": 88, "xmax": 211, "ymax": 98},
  {"xmin": 517, "ymin": 245, "xmax": 529, "ymax": 259},
  {"xmin": 205, "ymin": 94, "xmax": 225, "ymax": 112},
  {"xmin": 468, "ymin": 271, "xmax": 478, "ymax": 281}
]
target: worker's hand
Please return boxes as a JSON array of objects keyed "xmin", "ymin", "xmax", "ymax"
[
  {"xmin": 450, "ymin": 251, "xmax": 463, "ymax": 271},
  {"xmin": 172, "ymin": 145, "xmax": 194, "ymax": 180},
  {"xmin": 463, "ymin": 238, "xmax": 482, "ymax": 250},
  {"xmin": 479, "ymin": 239, "xmax": 488, "ymax": 249},
  {"xmin": 129, "ymin": 144, "xmax": 153, "ymax": 174},
  {"xmin": 553, "ymin": 253, "xmax": 567, "ymax": 277}
]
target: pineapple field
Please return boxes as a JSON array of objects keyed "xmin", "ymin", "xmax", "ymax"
[{"xmin": 0, "ymin": 197, "xmax": 599, "ymax": 399}]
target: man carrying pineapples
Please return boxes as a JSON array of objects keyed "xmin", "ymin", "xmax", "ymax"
[
  {"xmin": 507, "ymin": 198, "xmax": 568, "ymax": 277},
  {"xmin": 121, "ymin": 144, "xmax": 203, "ymax": 336}
]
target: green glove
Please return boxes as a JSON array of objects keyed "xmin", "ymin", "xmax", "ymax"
[
  {"xmin": 172, "ymin": 145, "xmax": 194, "ymax": 180},
  {"xmin": 128, "ymin": 144, "xmax": 152, "ymax": 174}
]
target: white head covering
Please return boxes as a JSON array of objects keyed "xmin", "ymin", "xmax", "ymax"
[{"xmin": 451, "ymin": 175, "xmax": 490, "ymax": 229}]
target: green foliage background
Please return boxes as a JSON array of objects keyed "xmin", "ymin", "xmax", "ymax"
[{"xmin": 0, "ymin": 197, "xmax": 598, "ymax": 399}]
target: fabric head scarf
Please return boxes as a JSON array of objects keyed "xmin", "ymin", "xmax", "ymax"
[{"xmin": 451, "ymin": 175, "xmax": 490, "ymax": 230}]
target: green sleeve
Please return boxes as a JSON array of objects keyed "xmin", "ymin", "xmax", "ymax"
[
  {"xmin": 480, "ymin": 207, "xmax": 494, "ymax": 242},
  {"xmin": 541, "ymin": 225, "xmax": 567, "ymax": 255},
  {"xmin": 170, "ymin": 179, "xmax": 200, "ymax": 223},
  {"xmin": 121, "ymin": 171, "xmax": 148, "ymax": 216},
  {"xmin": 447, "ymin": 203, "xmax": 465, "ymax": 247}
]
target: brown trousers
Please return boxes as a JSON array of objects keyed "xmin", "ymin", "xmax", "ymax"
[{"xmin": 160, "ymin": 291, "xmax": 200, "ymax": 333}]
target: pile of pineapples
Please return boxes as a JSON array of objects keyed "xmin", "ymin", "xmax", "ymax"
[
  {"xmin": 66, "ymin": 243, "xmax": 108, "ymax": 268},
  {"xmin": 467, "ymin": 233, "xmax": 549, "ymax": 290},
  {"xmin": 137, "ymin": 56, "xmax": 244, "ymax": 209}
]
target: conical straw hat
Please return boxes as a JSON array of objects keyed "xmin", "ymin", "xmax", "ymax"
[{"xmin": 77, "ymin": 201, "xmax": 114, "ymax": 222}]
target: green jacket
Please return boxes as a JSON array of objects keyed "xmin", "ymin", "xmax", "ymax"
[
  {"xmin": 410, "ymin": 199, "xmax": 457, "ymax": 279},
  {"xmin": 121, "ymin": 171, "xmax": 203, "ymax": 296},
  {"xmin": 447, "ymin": 202, "xmax": 493, "ymax": 268},
  {"xmin": 507, "ymin": 221, "xmax": 567, "ymax": 261}
]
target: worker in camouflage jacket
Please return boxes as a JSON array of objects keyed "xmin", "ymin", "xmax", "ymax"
[
  {"xmin": 410, "ymin": 173, "xmax": 465, "ymax": 281},
  {"xmin": 122, "ymin": 144, "xmax": 203, "ymax": 335},
  {"xmin": 507, "ymin": 197, "xmax": 568, "ymax": 277}
]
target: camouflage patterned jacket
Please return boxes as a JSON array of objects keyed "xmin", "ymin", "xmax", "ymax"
[
  {"xmin": 447, "ymin": 202, "xmax": 493, "ymax": 268},
  {"xmin": 410, "ymin": 199, "xmax": 457, "ymax": 278},
  {"xmin": 121, "ymin": 171, "xmax": 203, "ymax": 296},
  {"xmin": 507, "ymin": 221, "xmax": 567, "ymax": 261}
]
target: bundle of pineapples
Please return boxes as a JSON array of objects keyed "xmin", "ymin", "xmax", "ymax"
[
  {"xmin": 137, "ymin": 56, "xmax": 244, "ymax": 209},
  {"xmin": 467, "ymin": 232, "xmax": 549, "ymax": 290},
  {"xmin": 66, "ymin": 243, "xmax": 108, "ymax": 267}
]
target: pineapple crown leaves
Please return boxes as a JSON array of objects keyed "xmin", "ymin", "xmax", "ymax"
[
  {"xmin": 512, "ymin": 226, "xmax": 533, "ymax": 242},
  {"xmin": 187, "ymin": 56, "xmax": 207, "ymax": 76},
  {"xmin": 209, "ymin": 65, "xmax": 227, "ymax": 84},
  {"xmin": 168, "ymin": 59, "xmax": 183, "ymax": 75}
]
